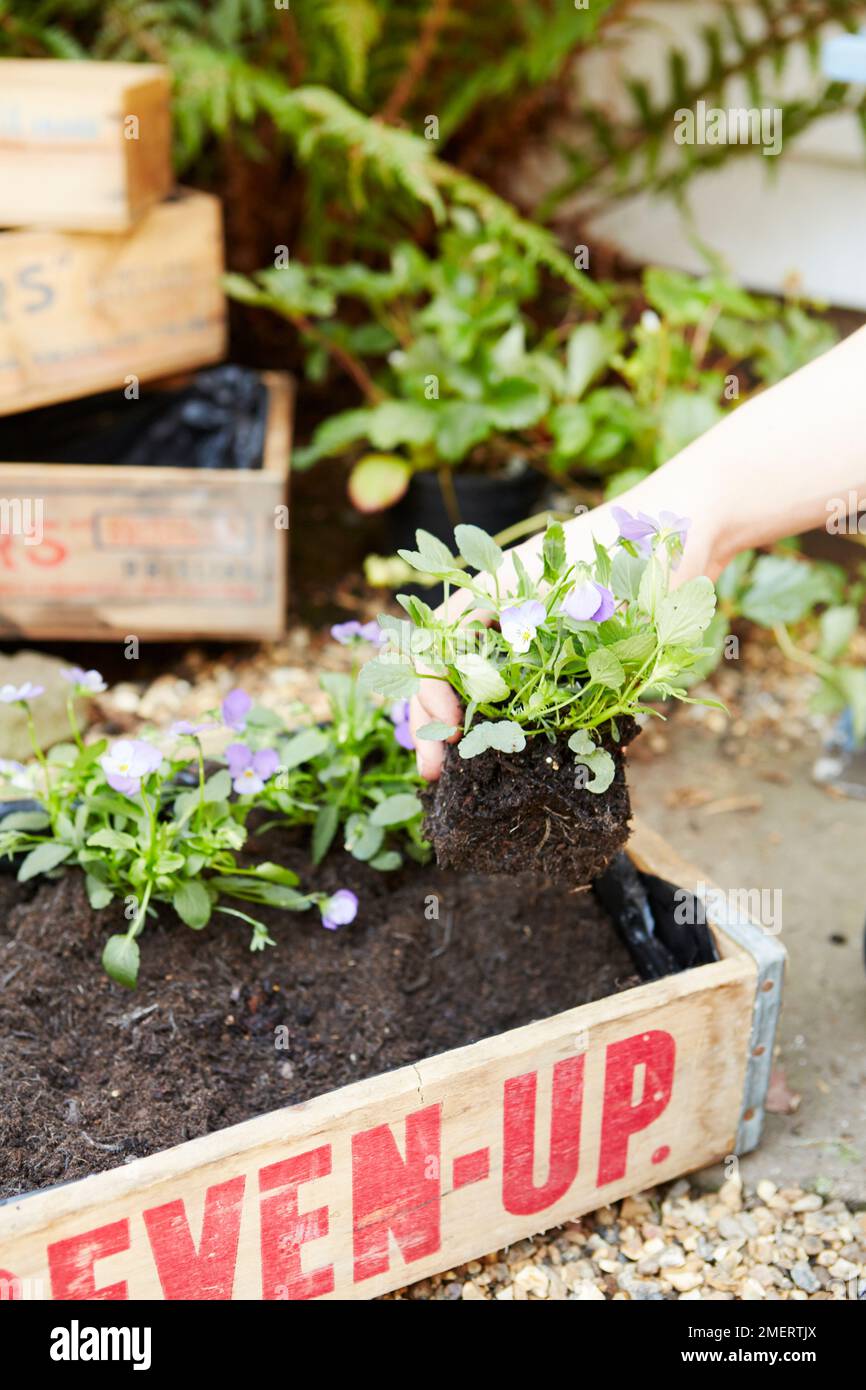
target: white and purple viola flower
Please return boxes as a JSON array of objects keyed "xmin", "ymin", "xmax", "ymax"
[
  {"xmin": 612, "ymin": 506, "xmax": 690, "ymax": 558},
  {"xmin": 330, "ymin": 620, "xmax": 385, "ymax": 647},
  {"xmin": 170, "ymin": 718, "xmax": 219, "ymax": 737},
  {"xmin": 100, "ymin": 738, "xmax": 163, "ymax": 796},
  {"xmin": 60, "ymin": 666, "xmax": 107, "ymax": 694},
  {"xmin": 221, "ymin": 687, "xmax": 252, "ymax": 732},
  {"xmin": 563, "ymin": 580, "xmax": 615, "ymax": 624},
  {"xmin": 319, "ymin": 888, "xmax": 359, "ymax": 931},
  {"xmin": 500, "ymin": 600, "xmax": 546, "ymax": 655},
  {"xmin": 389, "ymin": 699, "xmax": 414, "ymax": 750},
  {"xmin": 0, "ymin": 681, "xmax": 44, "ymax": 703},
  {"xmin": 225, "ymin": 742, "xmax": 280, "ymax": 795}
]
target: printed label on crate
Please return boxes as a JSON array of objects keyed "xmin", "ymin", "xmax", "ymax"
[
  {"xmin": 0, "ymin": 483, "xmax": 274, "ymax": 609},
  {"xmin": 0, "ymin": 995, "xmax": 745, "ymax": 1300}
]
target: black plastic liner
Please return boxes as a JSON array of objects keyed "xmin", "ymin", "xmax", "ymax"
[
  {"xmin": 0, "ymin": 365, "xmax": 267, "ymax": 471},
  {"xmin": 594, "ymin": 851, "xmax": 719, "ymax": 979}
]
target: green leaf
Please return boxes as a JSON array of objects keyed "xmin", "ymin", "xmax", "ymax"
[
  {"xmin": 85, "ymin": 874, "xmax": 114, "ymax": 910},
  {"xmin": 593, "ymin": 539, "xmax": 612, "ymax": 587},
  {"xmin": 358, "ymin": 657, "xmax": 420, "ymax": 699},
  {"xmin": 0, "ymin": 810, "xmax": 50, "ymax": 831},
  {"xmin": 818, "ymin": 605, "xmax": 858, "ymax": 662},
  {"xmin": 485, "ymin": 378, "xmax": 548, "ymax": 430},
  {"xmin": 609, "ymin": 631, "xmax": 656, "ymax": 665},
  {"xmin": 17, "ymin": 841, "xmax": 73, "ymax": 882},
  {"xmin": 657, "ymin": 390, "xmax": 723, "ymax": 459},
  {"xmin": 637, "ymin": 554, "xmax": 667, "ymax": 619},
  {"xmin": 458, "ymin": 720, "xmax": 526, "ymax": 758},
  {"xmin": 86, "ymin": 828, "xmax": 138, "ymax": 852},
  {"xmin": 548, "ymin": 403, "xmax": 592, "ymax": 464},
  {"xmin": 204, "ymin": 769, "xmax": 233, "ymax": 802},
  {"xmin": 344, "ymin": 813, "xmax": 385, "ymax": 860},
  {"xmin": 656, "ymin": 577, "xmax": 717, "ymax": 646},
  {"xmin": 173, "ymin": 879, "xmax": 213, "ymax": 930},
  {"xmin": 568, "ymin": 730, "xmax": 595, "ymax": 756},
  {"xmin": 348, "ymin": 454, "xmax": 411, "ymax": 513},
  {"xmin": 370, "ymin": 793, "xmax": 423, "ymax": 827},
  {"xmin": 155, "ymin": 852, "xmax": 186, "ymax": 875},
  {"xmin": 564, "ymin": 323, "xmax": 614, "ymax": 398},
  {"xmin": 454, "ymin": 653, "xmax": 510, "ymax": 703},
  {"xmin": 611, "ymin": 550, "xmax": 646, "ymax": 602},
  {"xmin": 740, "ymin": 556, "xmax": 836, "ymax": 626},
  {"xmin": 397, "ymin": 528, "xmax": 456, "ymax": 576},
  {"xmin": 434, "ymin": 402, "xmax": 492, "ymax": 461},
  {"xmin": 366, "ymin": 401, "xmax": 435, "ymax": 450},
  {"xmin": 583, "ymin": 748, "xmax": 615, "ymax": 794},
  {"xmin": 292, "ymin": 408, "xmax": 373, "ymax": 469},
  {"xmin": 280, "ymin": 727, "xmax": 331, "ymax": 770},
  {"xmin": 542, "ymin": 521, "xmax": 567, "ymax": 583},
  {"xmin": 102, "ymin": 934, "xmax": 139, "ymax": 990},
  {"xmin": 416, "ymin": 720, "xmax": 458, "ymax": 740},
  {"xmin": 369, "ymin": 850, "xmax": 402, "ymax": 872},
  {"xmin": 312, "ymin": 802, "xmax": 340, "ymax": 865},
  {"xmin": 454, "ymin": 524, "xmax": 503, "ymax": 575},
  {"xmin": 251, "ymin": 862, "xmax": 301, "ymax": 886},
  {"xmin": 587, "ymin": 647, "xmax": 625, "ymax": 690}
]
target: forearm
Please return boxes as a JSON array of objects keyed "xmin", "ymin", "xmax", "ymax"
[{"xmin": 507, "ymin": 322, "xmax": 866, "ymax": 586}]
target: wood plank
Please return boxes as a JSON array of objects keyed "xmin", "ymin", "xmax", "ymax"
[
  {"xmin": 0, "ymin": 372, "xmax": 290, "ymax": 642},
  {"xmin": 0, "ymin": 60, "xmax": 172, "ymax": 231},
  {"xmin": 0, "ymin": 830, "xmax": 758, "ymax": 1300},
  {"xmin": 0, "ymin": 189, "xmax": 226, "ymax": 416}
]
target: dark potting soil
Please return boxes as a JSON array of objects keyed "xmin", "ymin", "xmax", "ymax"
[
  {"xmin": 423, "ymin": 723, "xmax": 639, "ymax": 887},
  {"xmin": 0, "ymin": 846, "xmax": 639, "ymax": 1200}
]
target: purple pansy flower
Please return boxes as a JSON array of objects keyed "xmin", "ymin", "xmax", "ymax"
[
  {"xmin": 60, "ymin": 666, "xmax": 106, "ymax": 694},
  {"xmin": 225, "ymin": 742, "xmax": 279, "ymax": 795},
  {"xmin": 0, "ymin": 682, "xmax": 44, "ymax": 702},
  {"xmin": 170, "ymin": 718, "xmax": 219, "ymax": 736},
  {"xmin": 100, "ymin": 738, "xmax": 163, "ymax": 796},
  {"xmin": 330, "ymin": 620, "xmax": 385, "ymax": 647},
  {"xmin": 320, "ymin": 889, "xmax": 359, "ymax": 932},
  {"xmin": 389, "ymin": 699, "xmax": 414, "ymax": 750},
  {"xmin": 612, "ymin": 506, "xmax": 690, "ymax": 557},
  {"xmin": 221, "ymin": 687, "xmax": 252, "ymax": 732},
  {"xmin": 563, "ymin": 580, "xmax": 615, "ymax": 624},
  {"xmin": 500, "ymin": 600, "xmax": 546, "ymax": 655}
]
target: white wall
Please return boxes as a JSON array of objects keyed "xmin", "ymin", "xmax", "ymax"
[{"xmin": 559, "ymin": 3, "xmax": 866, "ymax": 307}]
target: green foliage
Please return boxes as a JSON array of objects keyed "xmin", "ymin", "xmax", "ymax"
[
  {"xmin": 5, "ymin": 0, "xmax": 862, "ymax": 257},
  {"xmin": 0, "ymin": 667, "xmax": 427, "ymax": 986},
  {"xmin": 713, "ymin": 546, "xmax": 866, "ymax": 741},
  {"xmin": 229, "ymin": 225, "xmax": 835, "ymax": 504},
  {"xmin": 362, "ymin": 519, "xmax": 720, "ymax": 775}
]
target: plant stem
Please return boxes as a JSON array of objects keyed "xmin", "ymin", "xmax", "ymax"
[
  {"xmin": 126, "ymin": 878, "xmax": 153, "ymax": 941},
  {"xmin": 66, "ymin": 693, "xmax": 84, "ymax": 752}
]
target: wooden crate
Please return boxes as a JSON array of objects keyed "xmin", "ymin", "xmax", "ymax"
[
  {"xmin": 0, "ymin": 371, "xmax": 291, "ymax": 643},
  {"xmin": 0, "ymin": 821, "xmax": 784, "ymax": 1301},
  {"xmin": 0, "ymin": 189, "xmax": 226, "ymax": 417},
  {"xmin": 0, "ymin": 60, "xmax": 172, "ymax": 232}
]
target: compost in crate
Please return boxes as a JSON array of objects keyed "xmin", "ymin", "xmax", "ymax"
[{"xmin": 0, "ymin": 611, "xmax": 782, "ymax": 1299}]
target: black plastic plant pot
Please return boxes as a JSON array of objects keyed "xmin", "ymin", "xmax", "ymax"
[{"xmin": 387, "ymin": 464, "xmax": 547, "ymax": 553}]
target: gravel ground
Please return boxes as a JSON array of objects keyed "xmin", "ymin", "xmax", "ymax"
[{"xmin": 386, "ymin": 1178, "xmax": 866, "ymax": 1301}]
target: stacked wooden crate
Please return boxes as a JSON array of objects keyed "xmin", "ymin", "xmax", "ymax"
[{"xmin": 0, "ymin": 61, "xmax": 290, "ymax": 641}]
